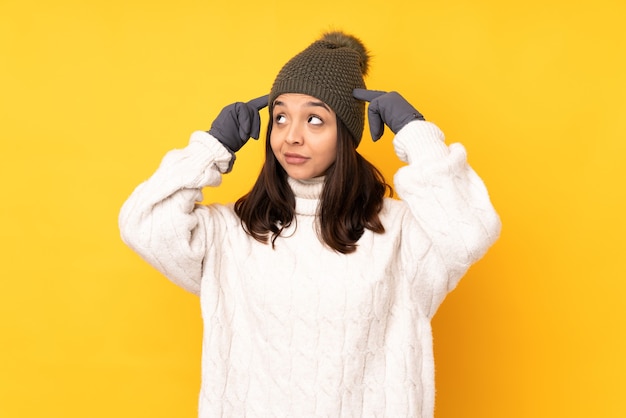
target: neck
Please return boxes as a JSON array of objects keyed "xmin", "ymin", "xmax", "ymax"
[{"xmin": 288, "ymin": 177, "xmax": 324, "ymax": 216}]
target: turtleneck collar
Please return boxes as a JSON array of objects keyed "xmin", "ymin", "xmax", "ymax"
[{"xmin": 287, "ymin": 177, "xmax": 324, "ymax": 216}]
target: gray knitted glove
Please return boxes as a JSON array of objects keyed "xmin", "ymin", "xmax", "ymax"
[
  {"xmin": 208, "ymin": 95, "xmax": 269, "ymax": 153},
  {"xmin": 353, "ymin": 89, "xmax": 424, "ymax": 141}
]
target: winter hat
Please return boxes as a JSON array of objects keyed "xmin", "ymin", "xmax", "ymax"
[{"xmin": 269, "ymin": 31, "xmax": 370, "ymax": 144}]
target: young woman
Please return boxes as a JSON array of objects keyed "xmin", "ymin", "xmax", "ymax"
[{"xmin": 119, "ymin": 31, "xmax": 501, "ymax": 418}]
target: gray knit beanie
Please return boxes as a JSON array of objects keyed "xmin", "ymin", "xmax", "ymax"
[{"xmin": 269, "ymin": 31, "xmax": 370, "ymax": 144}]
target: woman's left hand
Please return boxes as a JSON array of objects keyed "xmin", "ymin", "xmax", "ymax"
[{"xmin": 353, "ymin": 89, "xmax": 424, "ymax": 141}]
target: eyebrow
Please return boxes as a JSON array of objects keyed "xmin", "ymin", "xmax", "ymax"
[{"xmin": 273, "ymin": 100, "xmax": 331, "ymax": 112}]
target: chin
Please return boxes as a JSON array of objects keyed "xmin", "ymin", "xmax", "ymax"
[
  {"xmin": 280, "ymin": 165, "xmax": 321, "ymax": 181},
  {"xmin": 287, "ymin": 172, "xmax": 317, "ymax": 181}
]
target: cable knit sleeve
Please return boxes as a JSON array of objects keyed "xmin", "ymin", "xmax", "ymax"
[
  {"xmin": 393, "ymin": 120, "xmax": 501, "ymax": 318},
  {"xmin": 118, "ymin": 131, "xmax": 233, "ymax": 295}
]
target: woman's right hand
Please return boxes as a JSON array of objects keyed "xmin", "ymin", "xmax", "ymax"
[{"xmin": 208, "ymin": 95, "xmax": 269, "ymax": 153}]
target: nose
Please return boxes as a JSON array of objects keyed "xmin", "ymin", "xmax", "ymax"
[{"xmin": 285, "ymin": 123, "xmax": 303, "ymax": 145}]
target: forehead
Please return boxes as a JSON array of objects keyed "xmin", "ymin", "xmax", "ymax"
[{"xmin": 272, "ymin": 93, "xmax": 335, "ymax": 114}]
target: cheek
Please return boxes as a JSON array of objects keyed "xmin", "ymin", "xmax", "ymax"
[{"xmin": 321, "ymin": 136, "xmax": 338, "ymax": 163}]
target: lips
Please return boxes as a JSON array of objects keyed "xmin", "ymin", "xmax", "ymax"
[{"xmin": 284, "ymin": 152, "xmax": 310, "ymax": 165}]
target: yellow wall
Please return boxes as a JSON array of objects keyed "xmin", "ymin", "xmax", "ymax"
[{"xmin": 1, "ymin": 0, "xmax": 625, "ymax": 416}]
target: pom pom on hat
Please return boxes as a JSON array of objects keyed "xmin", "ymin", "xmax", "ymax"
[
  {"xmin": 320, "ymin": 31, "xmax": 370, "ymax": 76},
  {"xmin": 269, "ymin": 31, "xmax": 371, "ymax": 144}
]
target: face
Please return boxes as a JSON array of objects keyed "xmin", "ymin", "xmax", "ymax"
[{"xmin": 270, "ymin": 93, "xmax": 338, "ymax": 180}]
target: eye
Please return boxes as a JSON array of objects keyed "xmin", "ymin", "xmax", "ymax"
[
  {"xmin": 308, "ymin": 115, "xmax": 323, "ymax": 125},
  {"xmin": 275, "ymin": 114, "xmax": 286, "ymax": 124}
]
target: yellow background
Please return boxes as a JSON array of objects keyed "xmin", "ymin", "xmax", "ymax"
[{"xmin": 1, "ymin": 0, "xmax": 625, "ymax": 416}]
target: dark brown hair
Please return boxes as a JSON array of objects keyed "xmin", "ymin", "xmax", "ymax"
[{"xmin": 234, "ymin": 115, "xmax": 392, "ymax": 254}]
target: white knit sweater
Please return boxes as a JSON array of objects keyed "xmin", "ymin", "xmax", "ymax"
[{"xmin": 119, "ymin": 120, "xmax": 501, "ymax": 418}]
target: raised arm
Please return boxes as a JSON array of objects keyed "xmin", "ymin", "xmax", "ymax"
[
  {"xmin": 119, "ymin": 132, "xmax": 232, "ymax": 294},
  {"xmin": 119, "ymin": 95, "xmax": 268, "ymax": 294},
  {"xmin": 355, "ymin": 89, "xmax": 501, "ymax": 317},
  {"xmin": 393, "ymin": 120, "xmax": 501, "ymax": 315}
]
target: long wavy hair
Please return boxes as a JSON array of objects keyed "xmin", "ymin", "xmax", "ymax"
[{"xmin": 234, "ymin": 114, "xmax": 392, "ymax": 254}]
